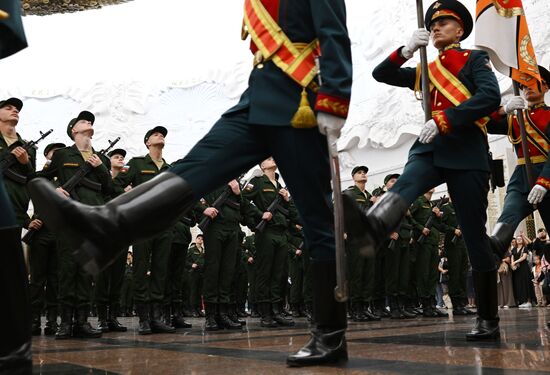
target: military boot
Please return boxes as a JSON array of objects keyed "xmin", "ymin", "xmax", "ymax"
[
  {"xmin": 343, "ymin": 191, "xmax": 409, "ymax": 257},
  {"xmin": 171, "ymin": 302, "xmax": 192, "ymax": 329},
  {"xmin": 44, "ymin": 308, "xmax": 59, "ymax": 336},
  {"xmin": 398, "ymin": 297, "xmax": 416, "ymax": 319},
  {"xmin": 250, "ymin": 303, "xmax": 260, "ymax": 318},
  {"xmin": 28, "ymin": 173, "xmax": 195, "ymax": 275},
  {"xmin": 136, "ymin": 303, "xmax": 152, "ymax": 335},
  {"xmin": 259, "ymin": 302, "xmax": 278, "ymax": 328},
  {"xmin": 107, "ymin": 304, "xmax": 127, "ymax": 332},
  {"xmin": 217, "ymin": 304, "xmax": 241, "ymax": 330},
  {"xmin": 389, "ymin": 296, "xmax": 404, "ymax": 319},
  {"xmin": 291, "ymin": 303, "xmax": 301, "ymax": 318},
  {"xmin": 287, "ymin": 260, "xmax": 348, "ymax": 367},
  {"xmin": 422, "ymin": 298, "xmax": 438, "ymax": 317},
  {"xmin": 363, "ymin": 302, "xmax": 381, "ymax": 321},
  {"xmin": 150, "ymin": 303, "xmax": 176, "ymax": 333},
  {"xmin": 228, "ymin": 303, "xmax": 246, "ymax": 326},
  {"xmin": 72, "ymin": 307, "xmax": 102, "ymax": 338},
  {"xmin": 273, "ymin": 303, "xmax": 295, "ymax": 326},
  {"xmin": 489, "ymin": 223, "xmax": 515, "ymax": 259},
  {"xmin": 451, "ymin": 296, "xmax": 469, "ymax": 316},
  {"xmin": 96, "ymin": 305, "xmax": 110, "ymax": 332},
  {"xmin": 350, "ymin": 302, "xmax": 367, "ymax": 322},
  {"xmin": 55, "ymin": 306, "xmax": 73, "ymax": 339},
  {"xmin": 31, "ymin": 313, "xmax": 41, "ymax": 336},
  {"xmin": 466, "ymin": 270, "xmax": 500, "ymax": 341},
  {"xmin": 462, "ymin": 297, "xmax": 476, "ymax": 315},
  {"xmin": 204, "ymin": 303, "xmax": 219, "ymax": 331},
  {"xmin": 432, "ymin": 298, "xmax": 448, "ymax": 317}
]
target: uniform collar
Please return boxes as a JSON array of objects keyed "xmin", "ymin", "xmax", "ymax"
[
  {"xmin": 528, "ymin": 102, "xmax": 547, "ymax": 111},
  {"xmin": 439, "ymin": 43, "xmax": 461, "ymax": 54}
]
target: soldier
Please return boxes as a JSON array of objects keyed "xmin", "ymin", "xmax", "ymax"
[
  {"xmin": 233, "ymin": 231, "xmax": 250, "ymax": 318},
  {"xmin": 0, "ymin": 3, "xmax": 31, "ymax": 372},
  {"xmin": 37, "ymin": 111, "xmax": 112, "ymax": 339},
  {"xmin": 188, "ymin": 234, "xmax": 205, "ymax": 318},
  {"xmin": 243, "ymin": 233, "xmax": 258, "ymax": 317},
  {"xmin": 287, "ymin": 224, "xmax": 305, "ymax": 318},
  {"xmin": 95, "ymin": 148, "xmax": 129, "ymax": 333},
  {"xmin": 346, "ymin": 0, "xmax": 500, "ymax": 340},
  {"xmin": 438, "ymin": 197, "xmax": 474, "ymax": 315},
  {"xmin": 343, "ymin": 166, "xmax": 378, "ymax": 321},
  {"xmin": 111, "ymin": 126, "xmax": 175, "ymax": 334},
  {"xmin": 29, "ymin": 0, "xmax": 352, "ymax": 366},
  {"xmin": 120, "ymin": 250, "xmax": 134, "ymax": 317},
  {"xmin": 243, "ymin": 159, "xmax": 295, "ymax": 328},
  {"xmin": 28, "ymin": 142, "xmax": 65, "ymax": 336}
]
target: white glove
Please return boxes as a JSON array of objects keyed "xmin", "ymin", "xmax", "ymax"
[
  {"xmin": 528, "ymin": 184, "xmax": 547, "ymax": 205},
  {"xmin": 418, "ymin": 119, "xmax": 439, "ymax": 144},
  {"xmin": 317, "ymin": 112, "xmax": 346, "ymax": 140},
  {"xmin": 503, "ymin": 96, "xmax": 527, "ymax": 114},
  {"xmin": 401, "ymin": 29, "xmax": 430, "ymax": 59}
]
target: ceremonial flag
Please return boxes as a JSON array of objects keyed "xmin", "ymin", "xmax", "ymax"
[{"xmin": 475, "ymin": 0, "xmax": 542, "ymax": 91}]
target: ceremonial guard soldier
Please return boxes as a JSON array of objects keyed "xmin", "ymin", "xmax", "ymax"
[
  {"xmin": 30, "ymin": 0, "xmax": 352, "ymax": 366},
  {"xmin": 346, "ymin": 0, "xmax": 501, "ymax": 339}
]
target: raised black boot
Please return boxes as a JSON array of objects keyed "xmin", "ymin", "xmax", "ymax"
[
  {"xmin": 73, "ymin": 306, "xmax": 102, "ymax": 338},
  {"xmin": 204, "ymin": 302, "xmax": 219, "ymax": 331},
  {"xmin": 489, "ymin": 223, "xmax": 515, "ymax": 259},
  {"xmin": 171, "ymin": 302, "xmax": 192, "ymax": 329},
  {"xmin": 287, "ymin": 260, "xmax": 348, "ymax": 367},
  {"xmin": 107, "ymin": 304, "xmax": 127, "ymax": 332},
  {"xmin": 259, "ymin": 302, "xmax": 278, "ymax": 328},
  {"xmin": 273, "ymin": 303, "xmax": 295, "ymax": 327},
  {"xmin": 136, "ymin": 304, "xmax": 152, "ymax": 335},
  {"xmin": 28, "ymin": 173, "xmax": 195, "ymax": 275},
  {"xmin": 96, "ymin": 305, "xmax": 110, "ymax": 332},
  {"xmin": 466, "ymin": 270, "xmax": 500, "ymax": 341},
  {"xmin": 217, "ymin": 304, "xmax": 242, "ymax": 330},
  {"xmin": 343, "ymin": 192, "xmax": 409, "ymax": 257},
  {"xmin": 44, "ymin": 308, "xmax": 59, "ymax": 336},
  {"xmin": 150, "ymin": 303, "xmax": 176, "ymax": 333},
  {"xmin": 55, "ymin": 306, "xmax": 73, "ymax": 339}
]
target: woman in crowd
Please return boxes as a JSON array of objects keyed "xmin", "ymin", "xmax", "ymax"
[
  {"xmin": 511, "ymin": 234, "xmax": 534, "ymax": 308},
  {"xmin": 497, "ymin": 245, "xmax": 515, "ymax": 309}
]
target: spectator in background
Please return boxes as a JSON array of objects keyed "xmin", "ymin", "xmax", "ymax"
[
  {"xmin": 436, "ymin": 250, "xmax": 449, "ymax": 309},
  {"xmin": 532, "ymin": 255, "xmax": 546, "ymax": 307},
  {"xmin": 497, "ymin": 246, "xmax": 515, "ymax": 309},
  {"xmin": 511, "ymin": 234, "xmax": 533, "ymax": 308},
  {"xmin": 532, "ymin": 228, "xmax": 548, "ymax": 257}
]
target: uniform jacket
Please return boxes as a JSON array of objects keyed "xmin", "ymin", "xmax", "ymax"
[
  {"xmin": 487, "ymin": 104, "xmax": 550, "ymax": 193},
  {"xmin": 187, "ymin": 244, "xmax": 205, "ymax": 271},
  {"xmin": 372, "ymin": 46, "xmax": 500, "ymax": 171},
  {"xmin": 438, "ymin": 201, "xmax": 465, "ymax": 248},
  {"xmin": 225, "ymin": 0, "xmax": 352, "ymax": 125},
  {"xmin": 113, "ymin": 153, "xmax": 170, "ymax": 195},
  {"xmin": 410, "ymin": 195, "xmax": 440, "ymax": 246},
  {"xmin": 195, "ymin": 185, "xmax": 254, "ymax": 231},
  {"xmin": 343, "ymin": 185, "xmax": 373, "ymax": 210},
  {"xmin": 243, "ymin": 174, "xmax": 292, "ymax": 230}
]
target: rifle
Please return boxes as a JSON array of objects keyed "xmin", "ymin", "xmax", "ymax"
[
  {"xmin": 254, "ymin": 189, "xmax": 290, "ymax": 234},
  {"xmin": 388, "ymin": 223, "xmax": 413, "ymax": 250},
  {"xmin": 197, "ymin": 173, "xmax": 248, "ymax": 232},
  {"xmin": 416, "ymin": 195, "xmax": 447, "ymax": 244},
  {"xmin": 61, "ymin": 137, "xmax": 120, "ymax": 200},
  {"xmin": 0, "ymin": 129, "xmax": 53, "ymax": 183}
]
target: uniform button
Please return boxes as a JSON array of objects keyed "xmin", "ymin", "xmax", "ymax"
[
  {"xmin": 441, "ymin": 55, "xmax": 446, "ymax": 59},
  {"xmin": 464, "ymin": 52, "xmax": 469, "ymax": 56},
  {"xmin": 257, "ymin": 64, "xmax": 264, "ymax": 69},
  {"xmin": 437, "ymin": 102, "xmax": 442, "ymax": 107}
]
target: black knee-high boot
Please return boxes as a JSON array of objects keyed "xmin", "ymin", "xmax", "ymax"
[
  {"xmin": 28, "ymin": 173, "xmax": 195, "ymax": 275},
  {"xmin": 466, "ymin": 270, "xmax": 499, "ymax": 341},
  {"xmin": 0, "ymin": 226, "xmax": 32, "ymax": 374},
  {"xmin": 287, "ymin": 260, "xmax": 348, "ymax": 367}
]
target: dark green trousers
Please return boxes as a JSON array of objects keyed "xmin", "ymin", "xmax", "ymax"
[
  {"xmin": 384, "ymin": 239, "xmax": 410, "ymax": 297},
  {"xmin": 446, "ymin": 238, "xmax": 469, "ymax": 299},
  {"xmin": 164, "ymin": 243, "xmax": 188, "ymax": 305},
  {"xmin": 189, "ymin": 269, "xmax": 203, "ymax": 310},
  {"xmin": 289, "ymin": 255, "xmax": 304, "ymax": 305},
  {"xmin": 28, "ymin": 229, "xmax": 58, "ymax": 315},
  {"xmin": 414, "ymin": 241, "xmax": 439, "ymax": 298},
  {"xmin": 132, "ymin": 230, "xmax": 173, "ymax": 304},
  {"xmin": 246, "ymin": 262, "xmax": 256, "ymax": 305},
  {"xmin": 57, "ymin": 238, "xmax": 93, "ymax": 309},
  {"xmin": 347, "ymin": 241, "xmax": 374, "ymax": 303},
  {"xmin": 94, "ymin": 248, "xmax": 126, "ymax": 306},
  {"xmin": 254, "ymin": 229, "xmax": 288, "ymax": 304},
  {"xmin": 120, "ymin": 274, "xmax": 133, "ymax": 313},
  {"xmin": 202, "ymin": 226, "xmax": 238, "ymax": 304},
  {"xmin": 302, "ymin": 247, "xmax": 313, "ymax": 304}
]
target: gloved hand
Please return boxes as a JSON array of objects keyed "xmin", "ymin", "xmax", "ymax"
[
  {"xmin": 528, "ymin": 184, "xmax": 547, "ymax": 205},
  {"xmin": 503, "ymin": 96, "xmax": 527, "ymax": 114},
  {"xmin": 401, "ymin": 29, "xmax": 430, "ymax": 59},
  {"xmin": 318, "ymin": 112, "xmax": 346, "ymax": 140},
  {"xmin": 418, "ymin": 119, "xmax": 439, "ymax": 144}
]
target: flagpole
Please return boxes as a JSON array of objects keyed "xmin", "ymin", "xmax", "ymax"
[
  {"xmin": 416, "ymin": 0, "xmax": 431, "ymax": 122},
  {"xmin": 512, "ymin": 81, "xmax": 535, "ymax": 188}
]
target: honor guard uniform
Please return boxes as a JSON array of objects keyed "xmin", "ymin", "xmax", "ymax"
[
  {"xmin": 28, "ymin": 142, "xmax": 65, "ymax": 337},
  {"xmin": 95, "ymin": 148, "xmax": 129, "ymax": 333},
  {"xmin": 187, "ymin": 235, "xmax": 205, "ymax": 318},
  {"xmin": 29, "ymin": 0, "xmax": 352, "ymax": 366},
  {"xmin": 37, "ymin": 111, "xmax": 112, "ymax": 339},
  {"xmin": 112, "ymin": 126, "xmax": 176, "ymax": 335},
  {"xmin": 346, "ymin": 0, "xmax": 501, "ymax": 340},
  {"xmin": 343, "ymin": 166, "xmax": 379, "ymax": 321},
  {"xmin": 487, "ymin": 66, "xmax": 550, "ymax": 253}
]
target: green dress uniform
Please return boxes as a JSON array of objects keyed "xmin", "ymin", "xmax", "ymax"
[
  {"xmin": 438, "ymin": 201, "xmax": 471, "ymax": 314},
  {"xmin": 243, "ymin": 174, "xmax": 295, "ymax": 327},
  {"xmin": 113, "ymin": 154, "xmax": 175, "ymax": 333},
  {"xmin": 187, "ymin": 243, "xmax": 205, "ymax": 316},
  {"xmin": 343, "ymin": 185, "xmax": 376, "ymax": 320},
  {"xmin": 0, "ymin": 133, "xmax": 36, "ymax": 230},
  {"xmin": 38, "ymin": 144, "xmax": 112, "ymax": 338}
]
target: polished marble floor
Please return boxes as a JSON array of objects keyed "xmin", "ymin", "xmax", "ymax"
[{"xmin": 31, "ymin": 308, "xmax": 550, "ymax": 374}]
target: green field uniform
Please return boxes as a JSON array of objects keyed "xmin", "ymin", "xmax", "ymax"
[
  {"xmin": 187, "ymin": 243, "xmax": 205, "ymax": 314},
  {"xmin": 287, "ymin": 228, "xmax": 305, "ymax": 311},
  {"xmin": 166, "ymin": 216, "xmax": 193, "ymax": 307},
  {"xmin": 232, "ymin": 231, "xmax": 249, "ymax": 316},
  {"xmin": 120, "ymin": 257, "xmax": 133, "ymax": 316},
  {"xmin": 243, "ymin": 234, "xmax": 257, "ymax": 312}
]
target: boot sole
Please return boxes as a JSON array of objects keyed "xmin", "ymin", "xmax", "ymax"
[{"xmin": 286, "ymin": 350, "xmax": 348, "ymax": 367}]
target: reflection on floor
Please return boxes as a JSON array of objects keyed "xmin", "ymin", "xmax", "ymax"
[{"xmin": 32, "ymin": 308, "xmax": 550, "ymax": 374}]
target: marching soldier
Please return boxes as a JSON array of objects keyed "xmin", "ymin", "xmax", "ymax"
[
  {"xmin": 37, "ymin": 111, "xmax": 112, "ymax": 339},
  {"xmin": 95, "ymin": 148, "xmax": 129, "ymax": 333},
  {"xmin": 347, "ymin": 0, "xmax": 501, "ymax": 340},
  {"xmin": 343, "ymin": 166, "xmax": 378, "ymax": 321},
  {"xmin": 28, "ymin": 142, "xmax": 65, "ymax": 336},
  {"xmin": 112, "ymin": 126, "xmax": 175, "ymax": 334},
  {"xmin": 29, "ymin": 0, "xmax": 352, "ymax": 366},
  {"xmin": 188, "ymin": 234, "xmax": 205, "ymax": 318}
]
